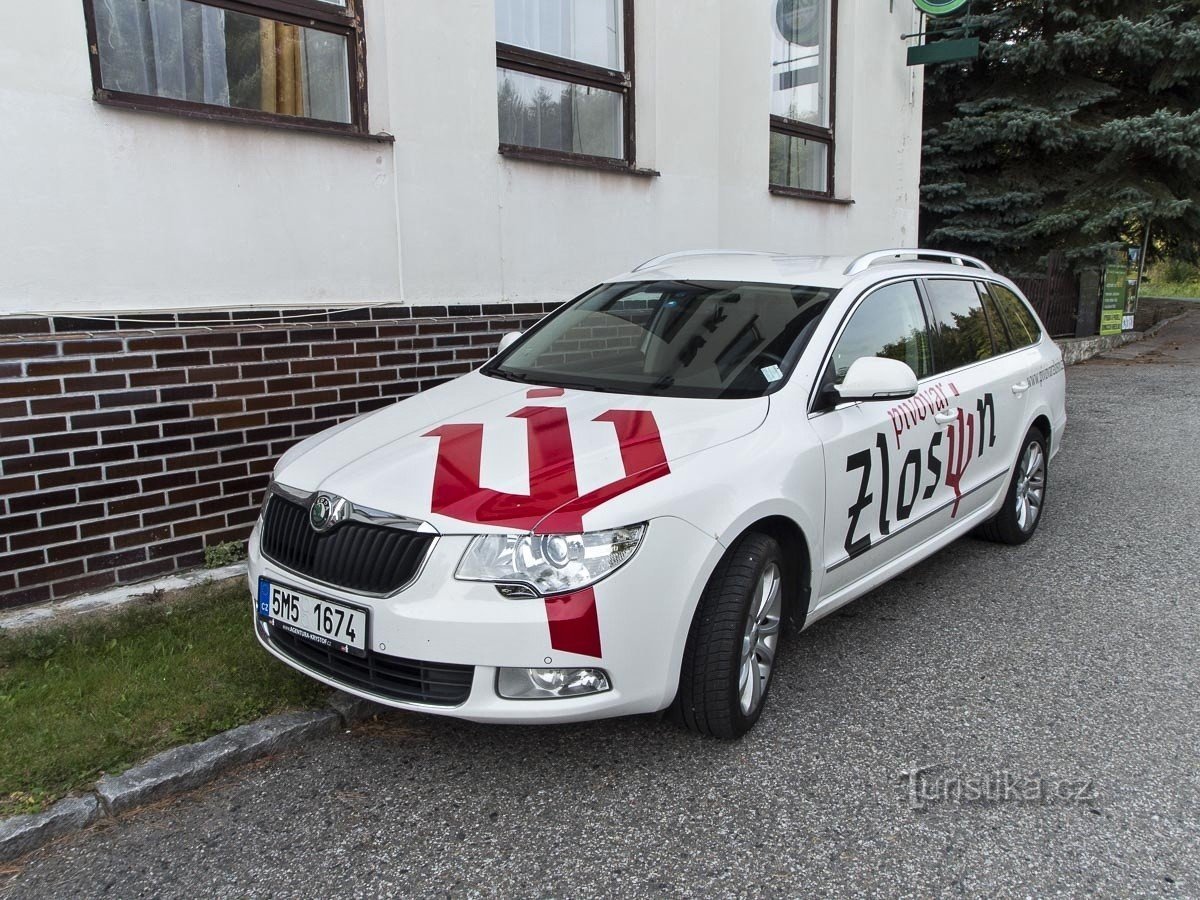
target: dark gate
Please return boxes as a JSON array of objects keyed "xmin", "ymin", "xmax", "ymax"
[{"xmin": 1011, "ymin": 253, "xmax": 1079, "ymax": 338}]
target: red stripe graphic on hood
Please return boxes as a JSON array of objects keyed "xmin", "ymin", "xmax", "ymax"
[
  {"xmin": 424, "ymin": 405, "xmax": 669, "ymax": 532},
  {"xmin": 425, "ymin": 404, "xmax": 670, "ymax": 660}
]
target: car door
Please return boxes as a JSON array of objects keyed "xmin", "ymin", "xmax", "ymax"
[
  {"xmin": 809, "ymin": 279, "xmax": 944, "ymax": 596},
  {"xmin": 920, "ymin": 278, "xmax": 1029, "ymax": 522}
]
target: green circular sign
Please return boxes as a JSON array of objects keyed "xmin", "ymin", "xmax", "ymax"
[{"xmin": 913, "ymin": 0, "xmax": 968, "ymax": 15}]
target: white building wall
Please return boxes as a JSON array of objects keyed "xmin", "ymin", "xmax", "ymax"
[{"xmin": 0, "ymin": 0, "xmax": 922, "ymax": 315}]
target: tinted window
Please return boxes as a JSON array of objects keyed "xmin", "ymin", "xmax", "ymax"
[
  {"xmin": 977, "ymin": 283, "xmax": 1015, "ymax": 354},
  {"xmin": 487, "ymin": 280, "xmax": 836, "ymax": 399},
  {"xmin": 830, "ymin": 281, "xmax": 934, "ymax": 382},
  {"xmin": 989, "ymin": 284, "xmax": 1041, "ymax": 347},
  {"xmin": 925, "ymin": 279, "xmax": 995, "ymax": 372}
]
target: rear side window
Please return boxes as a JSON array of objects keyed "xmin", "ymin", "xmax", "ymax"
[
  {"xmin": 829, "ymin": 280, "xmax": 934, "ymax": 382},
  {"xmin": 988, "ymin": 284, "xmax": 1042, "ymax": 347},
  {"xmin": 924, "ymin": 279, "xmax": 995, "ymax": 372},
  {"xmin": 977, "ymin": 283, "xmax": 1015, "ymax": 354}
]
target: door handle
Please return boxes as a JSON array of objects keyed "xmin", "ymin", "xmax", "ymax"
[
  {"xmin": 1011, "ymin": 380, "xmax": 1030, "ymax": 396},
  {"xmin": 933, "ymin": 408, "xmax": 959, "ymax": 426}
]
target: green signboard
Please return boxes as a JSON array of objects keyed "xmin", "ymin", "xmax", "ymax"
[
  {"xmin": 1100, "ymin": 248, "xmax": 1130, "ymax": 336},
  {"xmin": 1123, "ymin": 247, "xmax": 1142, "ymax": 331},
  {"xmin": 907, "ymin": 38, "xmax": 979, "ymax": 66}
]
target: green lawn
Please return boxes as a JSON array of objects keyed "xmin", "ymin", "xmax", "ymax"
[
  {"xmin": 0, "ymin": 577, "xmax": 329, "ymax": 818},
  {"xmin": 1142, "ymin": 282, "xmax": 1200, "ymax": 299}
]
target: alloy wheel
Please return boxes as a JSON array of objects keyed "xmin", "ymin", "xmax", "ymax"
[
  {"xmin": 1014, "ymin": 440, "xmax": 1046, "ymax": 532},
  {"xmin": 738, "ymin": 562, "xmax": 782, "ymax": 715}
]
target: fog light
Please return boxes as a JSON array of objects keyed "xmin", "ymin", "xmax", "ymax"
[{"xmin": 497, "ymin": 667, "xmax": 611, "ymax": 700}]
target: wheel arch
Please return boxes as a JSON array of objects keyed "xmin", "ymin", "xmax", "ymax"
[
  {"xmin": 739, "ymin": 515, "xmax": 814, "ymax": 632},
  {"xmin": 1028, "ymin": 411, "xmax": 1052, "ymax": 455}
]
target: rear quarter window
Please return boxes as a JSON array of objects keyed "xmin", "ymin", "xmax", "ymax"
[
  {"xmin": 977, "ymin": 282, "xmax": 1015, "ymax": 354},
  {"xmin": 988, "ymin": 284, "xmax": 1042, "ymax": 347}
]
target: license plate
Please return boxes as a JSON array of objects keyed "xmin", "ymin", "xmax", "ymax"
[{"xmin": 257, "ymin": 578, "xmax": 368, "ymax": 656}]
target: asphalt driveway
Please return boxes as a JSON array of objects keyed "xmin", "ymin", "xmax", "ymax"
[{"xmin": 4, "ymin": 315, "xmax": 1198, "ymax": 898}]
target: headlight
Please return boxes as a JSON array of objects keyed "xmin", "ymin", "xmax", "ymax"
[{"xmin": 455, "ymin": 524, "xmax": 646, "ymax": 595}]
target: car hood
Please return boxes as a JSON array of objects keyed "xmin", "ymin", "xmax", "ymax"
[{"xmin": 274, "ymin": 371, "xmax": 769, "ymax": 534}]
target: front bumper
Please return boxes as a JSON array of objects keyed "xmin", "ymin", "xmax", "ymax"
[{"xmin": 248, "ymin": 515, "xmax": 721, "ymax": 724}]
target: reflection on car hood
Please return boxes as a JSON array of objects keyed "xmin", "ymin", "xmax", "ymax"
[{"xmin": 274, "ymin": 371, "xmax": 769, "ymax": 534}]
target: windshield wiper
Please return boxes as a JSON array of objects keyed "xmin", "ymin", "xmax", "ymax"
[
  {"xmin": 647, "ymin": 375, "xmax": 676, "ymax": 393},
  {"xmin": 484, "ymin": 368, "xmax": 538, "ymax": 384}
]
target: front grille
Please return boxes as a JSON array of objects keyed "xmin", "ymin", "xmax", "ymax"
[
  {"xmin": 260, "ymin": 493, "xmax": 434, "ymax": 595},
  {"xmin": 268, "ymin": 624, "xmax": 474, "ymax": 706}
]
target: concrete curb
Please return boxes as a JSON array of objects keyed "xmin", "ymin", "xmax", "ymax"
[
  {"xmin": 1059, "ymin": 311, "xmax": 1191, "ymax": 366},
  {"xmin": 0, "ymin": 693, "xmax": 387, "ymax": 865},
  {"xmin": 0, "ymin": 562, "xmax": 249, "ymax": 633}
]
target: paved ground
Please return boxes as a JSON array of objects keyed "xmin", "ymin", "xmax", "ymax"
[{"xmin": 5, "ymin": 315, "xmax": 1199, "ymax": 898}]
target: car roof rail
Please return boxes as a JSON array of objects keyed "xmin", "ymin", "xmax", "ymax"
[
  {"xmin": 843, "ymin": 248, "xmax": 993, "ymax": 276},
  {"xmin": 632, "ymin": 249, "xmax": 783, "ymax": 272}
]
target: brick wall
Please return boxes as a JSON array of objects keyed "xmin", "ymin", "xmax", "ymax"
[{"xmin": 0, "ymin": 302, "xmax": 560, "ymax": 610}]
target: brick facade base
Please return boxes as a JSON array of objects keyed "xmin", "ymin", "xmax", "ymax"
[{"xmin": 0, "ymin": 302, "xmax": 560, "ymax": 610}]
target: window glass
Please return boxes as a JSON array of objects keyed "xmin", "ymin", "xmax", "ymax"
[
  {"xmin": 989, "ymin": 284, "xmax": 1042, "ymax": 347},
  {"xmin": 486, "ymin": 281, "xmax": 836, "ymax": 399},
  {"xmin": 977, "ymin": 283, "xmax": 1014, "ymax": 354},
  {"xmin": 92, "ymin": 0, "xmax": 351, "ymax": 124},
  {"xmin": 771, "ymin": 0, "xmax": 830, "ymax": 127},
  {"xmin": 497, "ymin": 69, "xmax": 624, "ymax": 159},
  {"xmin": 830, "ymin": 281, "xmax": 933, "ymax": 382},
  {"xmin": 925, "ymin": 279, "xmax": 996, "ymax": 372},
  {"xmin": 769, "ymin": 132, "xmax": 828, "ymax": 193},
  {"xmin": 495, "ymin": 0, "xmax": 623, "ymax": 69}
]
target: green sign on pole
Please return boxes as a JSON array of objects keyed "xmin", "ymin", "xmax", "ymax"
[
  {"xmin": 913, "ymin": 0, "xmax": 968, "ymax": 14},
  {"xmin": 1100, "ymin": 248, "xmax": 1130, "ymax": 336},
  {"xmin": 906, "ymin": 0, "xmax": 978, "ymax": 67}
]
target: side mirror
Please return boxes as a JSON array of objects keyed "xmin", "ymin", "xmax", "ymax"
[
  {"xmin": 834, "ymin": 357, "xmax": 918, "ymax": 402},
  {"xmin": 497, "ymin": 331, "xmax": 522, "ymax": 354}
]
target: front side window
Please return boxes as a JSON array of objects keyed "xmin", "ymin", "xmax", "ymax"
[
  {"xmin": 924, "ymin": 279, "xmax": 996, "ymax": 372},
  {"xmin": 769, "ymin": 0, "xmax": 836, "ymax": 197},
  {"xmin": 84, "ymin": 0, "xmax": 366, "ymax": 132},
  {"xmin": 484, "ymin": 280, "xmax": 837, "ymax": 399},
  {"xmin": 495, "ymin": 0, "xmax": 634, "ymax": 165},
  {"xmin": 829, "ymin": 281, "xmax": 933, "ymax": 383}
]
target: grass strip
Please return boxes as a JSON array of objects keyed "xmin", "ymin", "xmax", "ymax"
[{"xmin": 0, "ymin": 577, "xmax": 329, "ymax": 818}]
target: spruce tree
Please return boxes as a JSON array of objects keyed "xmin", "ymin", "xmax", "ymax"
[{"xmin": 919, "ymin": 1, "xmax": 1200, "ymax": 271}]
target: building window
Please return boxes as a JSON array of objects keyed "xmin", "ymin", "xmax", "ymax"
[
  {"xmin": 495, "ymin": 0, "xmax": 635, "ymax": 168},
  {"xmin": 769, "ymin": 0, "xmax": 836, "ymax": 197},
  {"xmin": 83, "ymin": 0, "xmax": 369, "ymax": 134}
]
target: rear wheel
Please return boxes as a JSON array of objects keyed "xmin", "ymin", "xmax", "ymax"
[
  {"xmin": 672, "ymin": 532, "xmax": 784, "ymax": 738},
  {"xmin": 977, "ymin": 427, "xmax": 1047, "ymax": 545}
]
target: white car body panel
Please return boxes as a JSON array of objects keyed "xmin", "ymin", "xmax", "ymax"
[{"xmin": 248, "ymin": 252, "xmax": 1067, "ymax": 724}]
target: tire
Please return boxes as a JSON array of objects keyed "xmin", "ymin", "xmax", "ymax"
[
  {"xmin": 672, "ymin": 532, "xmax": 784, "ymax": 739},
  {"xmin": 976, "ymin": 427, "xmax": 1048, "ymax": 545}
]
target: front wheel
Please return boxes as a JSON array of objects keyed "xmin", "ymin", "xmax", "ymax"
[
  {"xmin": 977, "ymin": 427, "xmax": 1048, "ymax": 545},
  {"xmin": 672, "ymin": 532, "xmax": 784, "ymax": 738}
]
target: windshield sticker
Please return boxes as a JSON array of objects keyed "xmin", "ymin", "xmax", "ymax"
[{"xmin": 761, "ymin": 364, "xmax": 784, "ymax": 383}]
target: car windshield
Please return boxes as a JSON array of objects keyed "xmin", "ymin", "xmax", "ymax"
[{"xmin": 483, "ymin": 280, "xmax": 837, "ymax": 399}]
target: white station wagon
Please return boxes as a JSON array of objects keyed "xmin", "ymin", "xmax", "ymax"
[{"xmin": 249, "ymin": 249, "xmax": 1067, "ymax": 737}]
